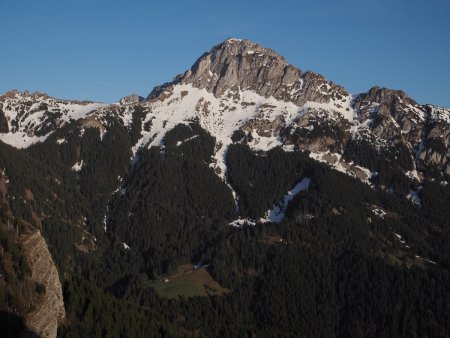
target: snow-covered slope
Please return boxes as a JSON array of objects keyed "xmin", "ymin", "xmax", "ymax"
[
  {"xmin": 0, "ymin": 90, "xmax": 107, "ymax": 148},
  {"xmin": 264, "ymin": 177, "xmax": 311, "ymax": 222},
  {"xmin": 1, "ymin": 38, "xmax": 449, "ymax": 185},
  {"xmin": 132, "ymin": 83, "xmax": 356, "ymax": 179}
]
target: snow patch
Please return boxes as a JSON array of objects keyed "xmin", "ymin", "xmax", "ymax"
[
  {"xmin": 0, "ymin": 132, "xmax": 48, "ymax": 149},
  {"xmin": 62, "ymin": 102, "xmax": 107, "ymax": 122},
  {"xmin": 103, "ymin": 205, "xmax": 109, "ymax": 232},
  {"xmin": 263, "ymin": 177, "xmax": 311, "ymax": 223},
  {"xmin": 71, "ymin": 160, "xmax": 84, "ymax": 172},
  {"xmin": 430, "ymin": 105, "xmax": 450, "ymax": 123},
  {"xmin": 302, "ymin": 95, "xmax": 356, "ymax": 122},
  {"xmin": 176, "ymin": 134, "xmax": 199, "ymax": 146},
  {"xmin": 309, "ymin": 151, "xmax": 375, "ymax": 185},
  {"xmin": 229, "ymin": 218, "xmax": 256, "ymax": 227},
  {"xmin": 393, "ymin": 232, "xmax": 410, "ymax": 248},
  {"xmin": 407, "ymin": 189, "xmax": 421, "ymax": 206},
  {"xmin": 405, "ymin": 170, "xmax": 420, "ymax": 181},
  {"xmin": 414, "ymin": 255, "xmax": 437, "ymax": 265},
  {"xmin": 415, "ymin": 141, "xmax": 425, "ymax": 160},
  {"xmin": 371, "ymin": 208, "xmax": 386, "ymax": 219}
]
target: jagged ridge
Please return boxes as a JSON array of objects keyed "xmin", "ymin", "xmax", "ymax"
[{"xmin": 0, "ymin": 38, "xmax": 449, "ymax": 184}]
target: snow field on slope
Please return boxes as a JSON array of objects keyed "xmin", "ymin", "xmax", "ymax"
[
  {"xmin": 128, "ymin": 84, "xmax": 303, "ymax": 178},
  {"xmin": 131, "ymin": 84, "xmax": 356, "ymax": 180},
  {"xmin": 0, "ymin": 93, "xmax": 107, "ymax": 148},
  {"xmin": 229, "ymin": 177, "xmax": 311, "ymax": 226},
  {"xmin": 263, "ymin": 177, "xmax": 311, "ymax": 223}
]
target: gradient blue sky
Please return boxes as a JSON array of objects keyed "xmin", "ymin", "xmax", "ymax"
[{"xmin": 1, "ymin": 0, "xmax": 449, "ymax": 106}]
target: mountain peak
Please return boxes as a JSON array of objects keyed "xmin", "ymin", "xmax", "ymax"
[
  {"xmin": 148, "ymin": 38, "xmax": 348, "ymax": 106},
  {"xmin": 215, "ymin": 37, "xmax": 284, "ymax": 60},
  {"xmin": 182, "ymin": 37, "xmax": 294, "ymax": 98},
  {"xmin": 364, "ymin": 86, "xmax": 417, "ymax": 105},
  {"xmin": 223, "ymin": 37, "xmax": 243, "ymax": 43}
]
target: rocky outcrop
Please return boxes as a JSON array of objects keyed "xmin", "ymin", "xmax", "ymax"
[
  {"xmin": 21, "ymin": 230, "xmax": 65, "ymax": 338},
  {"xmin": 353, "ymin": 86, "xmax": 425, "ymax": 145},
  {"xmin": 119, "ymin": 94, "xmax": 144, "ymax": 105},
  {"xmin": 418, "ymin": 143, "xmax": 448, "ymax": 166},
  {"xmin": 0, "ymin": 108, "xmax": 8, "ymax": 133},
  {"xmin": 351, "ymin": 86, "xmax": 450, "ymax": 177},
  {"xmin": 242, "ymin": 115, "xmax": 286, "ymax": 137}
]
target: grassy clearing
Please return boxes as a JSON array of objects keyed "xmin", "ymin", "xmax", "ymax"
[
  {"xmin": 149, "ymin": 265, "xmax": 230, "ymax": 299},
  {"xmin": 378, "ymin": 250, "xmax": 436, "ymax": 269}
]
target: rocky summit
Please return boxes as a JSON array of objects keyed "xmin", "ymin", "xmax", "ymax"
[
  {"xmin": 149, "ymin": 38, "xmax": 348, "ymax": 106},
  {"xmin": 119, "ymin": 94, "xmax": 145, "ymax": 105}
]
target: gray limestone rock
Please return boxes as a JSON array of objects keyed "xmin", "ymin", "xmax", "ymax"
[
  {"xmin": 119, "ymin": 94, "xmax": 144, "ymax": 105},
  {"xmin": 22, "ymin": 230, "xmax": 65, "ymax": 338},
  {"xmin": 148, "ymin": 38, "xmax": 349, "ymax": 106}
]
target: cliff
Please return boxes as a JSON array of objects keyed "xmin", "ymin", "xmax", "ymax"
[{"xmin": 21, "ymin": 230, "xmax": 65, "ymax": 338}]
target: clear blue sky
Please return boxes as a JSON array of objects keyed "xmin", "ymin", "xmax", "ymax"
[{"xmin": 1, "ymin": 0, "xmax": 449, "ymax": 107}]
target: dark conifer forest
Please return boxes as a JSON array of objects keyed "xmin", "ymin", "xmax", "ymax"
[{"xmin": 1, "ymin": 118, "xmax": 450, "ymax": 338}]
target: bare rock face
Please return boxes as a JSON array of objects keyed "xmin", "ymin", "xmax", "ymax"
[
  {"xmin": 182, "ymin": 39, "xmax": 302, "ymax": 98},
  {"xmin": 427, "ymin": 107, "xmax": 450, "ymax": 148},
  {"xmin": 352, "ymin": 87, "xmax": 450, "ymax": 176},
  {"xmin": 21, "ymin": 230, "xmax": 65, "ymax": 338},
  {"xmin": 353, "ymin": 86, "xmax": 425, "ymax": 145},
  {"xmin": 418, "ymin": 146, "xmax": 447, "ymax": 166},
  {"xmin": 283, "ymin": 110, "xmax": 351, "ymax": 153},
  {"xmin": 119, "ymin": 94, "xmax": 144, "ymax": 105},
  {"xmin": 242, "ymin": 115, "xmax": 286, "ymax": 138},
  {"xmin": 148, "ymin": 38, "xmax": 348, "ymax": 106}
]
